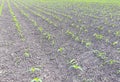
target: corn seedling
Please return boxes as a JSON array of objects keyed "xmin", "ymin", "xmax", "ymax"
[
  {"xmin": 93, "ymin": 50, "xmax": 107, "ymax": 60},
  {"xmin": 107, "ymin": 59, "xmax": 119, "ymax": 65},
  {"xmin": 97, "ymin": 26, "xmax": 104, "ymax": 31},
  {"xmin": 31, "ymin": 77, "xmax": 42, "ymax": 82},
  {"xmin": 112, "ymin": 41, "xmax": 118, "ymax": 46},
  {"xmin": 105, "ymin": 38, "xmax": 109, "ymax": 43},
  {"xmin": 69, "ymin": 59, "xmax": 83, "ymax": 71},
  {"xmin": 108, "ymin": 30, "xmax": 111, "ymax": 33},
  {"xmin": 66, "ymin": 30, "xmax": 75, "ymax": 38},
  {"xmin": 93, "ymin": 33, "xmax": 104, "ymax": 40},
  {"xmin": 29, "ymin": 67, "xmax": 40, "ymax": 73},
  {"xmin": 24, "ymin": 49, "xmax": 30, "ymax": 57},
  {"xmin": 117, "ymin": 69, "xmax": 120, "ymax": 74},
  {"xmin": 52, "ymin": 40, "xmax": 55, "ymax": 46},
  {"xmin": 85, "ymin": 41, "xmax": 92, "ymax": 48},
  {"xmin": 43, "ymin": 32, "xmax": 51, "ymax": 40},
  {"xmin": 38, "ymin": 27, "xmax": 43, "ymax": 33},
  {"xmin": 58, "ymin": 47, "xmax": 64, "ymax": 53},
  {"xmin": 74, "ymin": 36, "xmax": 80, "ymax": 42},
  {"xmin": 114, "ymin": 31, "xmax": 120, "ymax": 36}
]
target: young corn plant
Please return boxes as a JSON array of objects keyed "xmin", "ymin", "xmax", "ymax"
[
  {"xmin": 69, "ymin": 59, "xmax": 83, "ymax": 71},
  {"xmin": 112, "ymin": 41, "xmax": 118, "ymax": 46},
  {"xmin": 29, "ymin": 67, "xmax": 41, "ymax": 73},
  {"xmin": 93, "ymin": 33, "xmax": 104, "ymax": 40},
  {"xmin": 31, "ymin": 77, "xmax": 42, "ymax": 82},
  {"xmin": 117, "ymin": 69, "xmax": 120, "ymax": 74},
  {"xmin": 93, "ymin": 50, "xmax": 107, "ymax": 60},
  {"xmin": 58, "ymin": 47, "xmax": 64, "ymax": 53},
  {"xmin": 97, "ymin": 26, "xmax": 104, "ymax": 31},
  {"xmin": 85, "ymin": 41, "xmax": 92, "ymax": 48},
  {"xmin": 114, "ymin": 30, "xmax": 120, "ymax": 37},
  {"xmin": 43, "ymin": 32, "xmax": 52, "ymax": 40},
  {"xmin": 106, "ymin": 59, "xmax": 119, "ymax": 65},
  {"xmin": 74, "ymin": 36, "xmax": 80, "ymax": 42},
  {"xmin": 38, "ymin": 27, "xmax": 43, "ymax": 33},
  {"xmin": 24, "ymin": 49, "xmax": 30, "ymax": 57},
  {"xmin": 65, "ymin": 30, "xmax": 75, "ymax": 38}
]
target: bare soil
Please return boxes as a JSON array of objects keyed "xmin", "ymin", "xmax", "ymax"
[{"xmin": 0, "ymin": 1, "xmax": 120, "ymax": 82}]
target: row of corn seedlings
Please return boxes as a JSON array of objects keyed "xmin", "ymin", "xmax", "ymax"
[
  {"xmin": 13, "ymin": 1, "xmax": 55, "ymax": 44},
  {"xmin": 19, "ymin": 0, "xmax": 72, "ymax": 19},
  {"xmin": 7, "ymin": 0, "xmax": 24, "ymax": 41},
  {"xmin": 15, "ymin": 1, "xmax": 58, "ymax": 28},
  {"xmin": 17, "ymin": 1, "xmax": 62, "ymax": 22},
  {"xmin": 0, "ymin": 0, "xmax": 4, "ymax": 16}
]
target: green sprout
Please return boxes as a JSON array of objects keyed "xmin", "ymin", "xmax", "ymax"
[
  {"xmin": 117, "ymin": 69, "xmax": 120, "ymax": 74},
  {"xmin": 97, "ymin": 26, "xmax": 104, "ymax": 30},
  {"xmin": 66, "ymin": 30, "xmax": 75, "ymax": 38},
  {"xmin": 112, "ymin": 41, "xmax": 118, "ymax": 46},
  {"xmin": 93, "ymin": 33, "xmax": 104, "ymax": 40},
  {"xmin": 74, "ymin": 36, "xmax": 80, "ymax": 42},
  {"xmin": 24, "ymin": 52, "xmax": 30, "ymax": 57},
  {"xmin": 31, "ymin": 77, "xmax": 42, "ymax": 82},
  {"xmin": 93, "ymin": 50, "xmax": 107, "ymax": 60},
  {"xmin": 115, "ymin": 30, "xmax": 120, "ymax": 36},
  {"xmin": 24, "ymin": 49, "xmax": 30, "ymax": 57},
  {"xmin": 38, "ymin": 27, "xmax": 43, "ymax": 33},
  {"xmin": 43, "ymin": 32, "xmax": 51, "ymax": 40},
  {"xmin": 29, "ymin": 67, "xmax": 40, "ymax": 73},
  {"xmin": 85, "ymin": 41, "xmax": 92, "ymax": 48},
  {"xmin": 71, "ymin": 64, "xmax": 83, "ymax": 71},
  {"xmin": 107, "ymin": 59, "xmax": 119, "ymax": 65},
  {"xmin": 58, "ymin": 47, "xmax": 64, "ymax": 53},
  {"xmin": 69, "ymin": 59, "xmax": 83, "ymax": 71}
]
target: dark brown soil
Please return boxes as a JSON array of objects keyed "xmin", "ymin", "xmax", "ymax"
[{"xmin": 0, "ymin": 0, "xmax": 120, "ymax": 82}]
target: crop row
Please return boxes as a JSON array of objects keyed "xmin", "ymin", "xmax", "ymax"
[
  {"xmin": 0, "ymin": 0, "xmax": 4, "ymax": 16},
  {"xmin": 8, "ymin": 0, "xmax": 120, "ymax": 81},
  {"xmin": 8, "ymin": 0, "xmax": 24, "ymax": 40}
]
